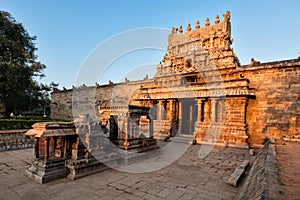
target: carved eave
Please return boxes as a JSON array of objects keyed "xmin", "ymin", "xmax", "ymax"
[
  {"xmin": 133, "ymin": 79, "xmax": 255, "ymax": 100},
  {"xmin": 26, "ymin": 122, "xmax": 75, "ymax": 138}
]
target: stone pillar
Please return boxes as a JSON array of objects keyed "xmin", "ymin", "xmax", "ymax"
[
  {"xmin": 204, "ymin": 99, "xmax": 210, "ymax": 122},
  {"xmin": 211, "ymin": 99, "xmax": 217, "ymax": 122},
  {"xmin": 196, "ymin": 99, "xmax": 203, "ymax": 122},
  {"xmin": 34, "ymin": 137, "xmax": 39, "ymax": 159},
  {"xmin": 63, "ymin": 138, "xmax": 68, "ymax": 158},
  {"xmin": 167, "ymin": 99, "xmax": 174, "ymax": 120},
  {"xmin": 157, "ymin": 100, "xmax": 164, "ymax": 120},
  {"xmin": 44, "ymin": 137, "xmax": 50, "ymax": 160}
]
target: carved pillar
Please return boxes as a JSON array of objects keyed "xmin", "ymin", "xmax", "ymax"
[
  {"xmin": 34, "ymin": 137, "xmax": 39, "ymax": 159},
  {"xmin": 204, "ymin": 99, "xmax": 210, "ymax": 122},
  {"xmin": 157, "ymin": 100, "xmax": 164, "ymax": 120},
  {"xmin": 167, "ymin": 99, "xmax": 174, "ymax": 120},
  {"xmin": 196, "ymin": 99, "xmax": 204, "ymax": 122},
  {"xmin": 63, "ymin": 138, "xmax": 68, "ymax": 158},
  {"xmin": 210, "ymin": 99, "xmax": 217, "ymax": 122},
  {"xmin": 44, "ymin": 137, "xmax": 50, "ymax": 160}
]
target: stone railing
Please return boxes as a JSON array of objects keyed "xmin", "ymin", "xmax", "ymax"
[
  {"xmin": 0, "ymin": 129, "xmax": 33, "ymax": 152},
  {"xmin": 234, "ymin": 140, "xmax": 285, "ymax": 200}
]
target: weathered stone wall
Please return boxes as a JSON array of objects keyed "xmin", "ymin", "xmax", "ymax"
[
  {"xmin": 51, "ymin": 89, "xmax": 73, "ymax": 119},
  {"xmin": 235, "ymin": 141, "xmax": 284, "ymax": 200},
  {"xmin": 51, "ymin": 59, "xmax": 300, "ymax": 147},
  {"xmin": 0, "ymin": 129, "xmax": 33, "ymax": 151},
  {"xmin": 231, "ymin": 60, "xmax": 300, "ymax": 146},
  {"xmin": 51, "ymin": 80, "xmax": 149, "ymax": 120}
]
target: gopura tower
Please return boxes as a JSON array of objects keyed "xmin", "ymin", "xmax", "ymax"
[{"xmin": 134, "ymin": 11, "xmax": 252, "ymax": 148}]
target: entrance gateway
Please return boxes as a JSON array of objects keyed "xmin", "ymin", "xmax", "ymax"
[{"xmin": 130, "ymin": 11, "xmax": 250, "ymax": 148}]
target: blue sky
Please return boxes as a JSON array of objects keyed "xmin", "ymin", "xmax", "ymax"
[{"xmin": 2, "ymin": 0, "xmax": 300, "ymax": 89}]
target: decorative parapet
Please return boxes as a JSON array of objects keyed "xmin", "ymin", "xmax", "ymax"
[{"xmin": 168, "ymin": 11, "xmax": 231, "ymax": 48}]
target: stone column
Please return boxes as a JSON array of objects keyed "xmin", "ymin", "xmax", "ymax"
[
  {"xmin": 167, "ymin": 99, "xmax": 174, "ymax": 120},
  {"xmin": 204, "ymin": 99, "xmax": 210, "ymax": 122},
  {"xmin": 210, "ymin": 99, "xmax": 217, "ymax": 122},
  {"xmin": 157, "ymin": 100, "xmax": 164, "ymax": 120},
  {"xmin": 34, "ymin": 137, "xmax": 39, "ymax": 159},
  {"xmin": 44, "ymin": 137, "xmax": 50, "ymax": 160},
  {"xmin": 63, "ymin": 138, "xmax": 68, "ymax": 158},
  {"xmin": 196, "ymin": 99, "xmax": 203, "ymax": 122}
]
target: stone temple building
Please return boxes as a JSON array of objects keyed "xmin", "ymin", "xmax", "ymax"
[{"xmin": 51, "ymin": 11, "xmax": 300, "ymax": 148}]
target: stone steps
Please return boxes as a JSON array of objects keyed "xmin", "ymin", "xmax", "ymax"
[{"xmin": 171, "ymin": 134, "xmax": 194, "ymax": 144}]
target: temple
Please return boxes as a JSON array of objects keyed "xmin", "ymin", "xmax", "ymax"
[{"xmin": 51, "ymin": 11, "xmax": 299, "ymax": 149}]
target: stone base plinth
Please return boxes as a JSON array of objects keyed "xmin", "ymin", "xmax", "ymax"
[
  {"xmin": 25, "ymin": 158, "xmax": 69, "ymax": 184},
  {"xmin": 195, "ymin": 132, "xmax": 249, "ymax": 149},
  {"xmin": 115, "ymin": 138, "xmax": 159, "ymax": 153},
  {"xmin": 66, "ymin": 158, "xmax": 111, "ymax": 180},
  {"xmin": 195, "ymin": 122, "xmax": 249, "ymax": 148}
]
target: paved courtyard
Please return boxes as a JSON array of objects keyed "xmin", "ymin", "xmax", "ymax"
[
  {"xmin": 276, "ymin": 141, "xmax": 300, "ymax": 200},
  {"xmin": 0, "ymin": 142, "xmax": 252, "ymax": 200}
]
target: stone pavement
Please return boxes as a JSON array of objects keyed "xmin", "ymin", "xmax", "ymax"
[
  {"xmin": 276, "ymin": 141, "xmax": 300, "ymax": 200},
  {"xmin": 0, "ymin": 142, "xmax": 252, "ymax": 200}
]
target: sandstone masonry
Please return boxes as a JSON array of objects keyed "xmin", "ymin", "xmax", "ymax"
[{"xmin": 51, "ymin": 11, "xmax": 300, "ymax": 147}]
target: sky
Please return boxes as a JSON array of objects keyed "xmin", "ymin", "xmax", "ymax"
[{"xmin": 1, "ymin": 0, "xmax": 300, "ymax": 89}]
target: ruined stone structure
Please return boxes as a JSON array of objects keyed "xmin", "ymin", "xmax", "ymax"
[{"xmin": 51, "ymin": 11, "xmax": 300, "ymax": 148}]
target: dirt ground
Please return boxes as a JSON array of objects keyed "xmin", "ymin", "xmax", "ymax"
[{"xmin": 276, "ymin": 141, "xmax": 300, "ymax": 200}]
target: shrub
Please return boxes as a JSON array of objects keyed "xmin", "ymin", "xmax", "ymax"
[{"xmin": 0, "ymin": 117, "xmax": 73, "ymax": 130}]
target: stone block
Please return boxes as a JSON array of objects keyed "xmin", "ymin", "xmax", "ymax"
[{"xmin": 249, "ymin": 148, "xmax": 255, "ymax": 156}]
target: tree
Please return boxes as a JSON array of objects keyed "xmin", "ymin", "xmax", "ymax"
[{"xmin": 0, "ymin": 11, "xmax": 54, "ymax": 117}]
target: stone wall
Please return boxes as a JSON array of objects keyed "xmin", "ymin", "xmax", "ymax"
[
  {"xmin": 51, "ymin": 79, "xmax": 149, "ymax": 120},
  {"xmin": 0, "ymin": 129, "xmax": 33, "ymax": 151},
  {"xmin": 232, "ymin": 59, "xmax": 300, "ymax": 146},
  {"xmin": 235, "ymin": 141, "xmax": 284, "ymax": 199}
]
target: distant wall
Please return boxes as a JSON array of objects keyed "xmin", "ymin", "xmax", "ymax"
[
  {"xmin": 50, "ymin": 80, "xmax": 149, "ymax": 120},
  {"xmin": 0, "ymin": 129, "xmax": 33, "ymax": 151}
]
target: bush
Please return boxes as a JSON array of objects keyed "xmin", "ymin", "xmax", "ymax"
[{"xmin": 0, "ymin": 117, "xmax": 73, "ymax": 130}]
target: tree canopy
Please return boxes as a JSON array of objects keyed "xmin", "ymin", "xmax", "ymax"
[{"xmin": 0, "ymin": 11, "xmax": 57, "ymax": 117}]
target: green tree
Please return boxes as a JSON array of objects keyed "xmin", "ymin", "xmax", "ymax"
[{"xmin": 0, "ymin": 11, "xmax": 54, "ymax": 117}]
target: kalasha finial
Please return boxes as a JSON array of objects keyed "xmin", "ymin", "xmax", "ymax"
[
  {"xmin": 205, "ymin": 18, "xmax": 210, "ymax": 27},
  {"xmin": 215, "ymin": 15, "xmax": 220, "ymax": 24},
  {"xmin": 187, "ymin": 23, "xmax": 191, "ymax": 31},
  {"xmin": 223, "ymin": 11, "xmax": 230, "ymax": 20},
  {"xmin": 195, "ymin": 21, "xmax": 200, "ymax": 29},
  {"xmin": 179, "ymin": 25, "xmax": 183, "ymax": 33}
]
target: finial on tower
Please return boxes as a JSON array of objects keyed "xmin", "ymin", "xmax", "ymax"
[
  {"xmin": 223, "ymin": 11, "xmax": 230, "ymax": 20},
  {"xmin": 187, "ymin": 23, "xmax": 191, "ymax": 31},
  {"xmin": 179, "ymin": 25, "xmax": 183, "ymax": 33},
  {"xmin": 172, "ymin": 27, "xmax": 178, "ymax": 34},
  {"xmin": 205, "ymin": 18, "xmax": 210, "ymax": 27},
  {"xmin": 195, "ymin": 21, "xmax": 200, "ymax": 29},
  {"xmin": 215, "ymin": 15, "xmax": 220, "ymax": 24}
]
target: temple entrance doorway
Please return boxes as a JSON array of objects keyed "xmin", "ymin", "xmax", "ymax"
[{"xmin": 179, "ymin": 99, "xmax": 198, "ymax": 135}]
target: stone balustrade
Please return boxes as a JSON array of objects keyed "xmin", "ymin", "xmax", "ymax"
[{"xmin": 0, "ymin": 129, "xmax": 33, "ymax": 151}]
